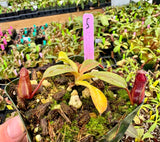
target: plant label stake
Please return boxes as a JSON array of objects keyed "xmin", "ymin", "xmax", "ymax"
[{"xmin": 83, "ymin": 14, "xmax": 94, "ymax": 60}]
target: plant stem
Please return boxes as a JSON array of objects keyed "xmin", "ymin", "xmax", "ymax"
[
  {"xmin": 30, "ymin": 78, "xmax": 45, "ymax": 98},
  {"xmin": 125, "ymin": 88, "xmax": 133, "ymax": 105}
]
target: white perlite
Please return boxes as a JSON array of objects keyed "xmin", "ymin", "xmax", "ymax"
[
  {"xmin": 69, "ymin": 90, "xmax": 82, "ymax": 109},
  {"xmin": 82, "ymin": 88, "xmax": 90, "ymax": 98},
  {"xmin": 35, "ymin": 134, "xmax": 42, "ymax": 142},
  {"xmin": 42, "ymin": 80, "xmax": 52, "ymax": 88}
]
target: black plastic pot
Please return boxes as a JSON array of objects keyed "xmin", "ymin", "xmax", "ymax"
[
  {"xmin": 69, "ymin": 3, "xmax": 77, "ymax": 12},
  {"xmin": 100, "ymin": 1, "xmax": 111, "ymax": 8},
  {"xmin": 25, "ymin": 13, "xmax": 32, "ymax": 19},
  {"xmin": 4, "ymin": 55, "xmax": 142, "ymax": 142},
  {"xmin": 49, "ymin": 9, "xmax": 57, "ymax": 15},
  {"xmin": 4, "ymin": 78, "xmax": 142, "ymax": 142},
  {"xmin": 37, "ymin": 8, "xmax": 57, "ymax": 17},
  {"xmin": 18, "ymin": 9, "xmax": 31, "ymax": 15},
  {"xmin": 0, "ymin": 13, "xmax": 6, "ymax": 18},
  {"xmin": 0, "ymin": 76, "xmax": 18, "ymax": 87},
  {"xmin": 0, "ymin": 11, "xmax": 16, "ymax": 18},
  {"xmin": 100, "ymin": 46, "xmax": 122, "ymax": 61},
  {"xmin": 35, "ymin": 37, "xmax": 45, "ymax": 45},
  {"xmin": 84, "ymin": 4, "xmax": 90, "ymax": 10},
  {"xmin": 91, "ymin": 2, "xmax": 99, "ymax": 9},
  {"xmin": 153, "ymin": 0, "xmax": 160, "ymax": 4},
  {"xmin": 31, "ymin": 12, "xmax": 38, "ymax": 18},
  {"xmin": 6, "ymin": 12, "xmax": 16, "ymax": 17},
  {"xmin": 100, "ymin": 55, "xmax": 117, "ymax": 68},
  {"xmin": 19, "ymin": 14, "xmax": 27, "ymax": 20},
  {"xmin": 56, "ymin": 6, "xmax": 64, "ymax": 14},
  {"xmin": 0, "ymin": 107, "xmax": 16, "ymax": 124},
  {"xmin": 62, "ymin": 7, "xmax": 70, "ymax": 13}
]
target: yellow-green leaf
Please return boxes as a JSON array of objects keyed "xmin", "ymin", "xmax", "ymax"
[
  {"xmin": 79, "ymin": 59, "xmax": 99, "ymax": 74},
  {"xmin": 78, "ymin": 73, "xmax": 94, "ymax": 81},
  {"xmin": 75, "ymin": 81, "xmax": 107, "ymax": 115},
  {"xmin": 57, "ymin": 51, "xmax": 78, "ymax": 72},
  {"xmin": 43, "ymin": 64, "xmax": 76, "ymax": 78},
  {"xmin": 87, "ymin": 71, "xmax": 127, "ymax": 88},
  {"xmin": 100, "ymin": 15, "xmax": 109, "ymax": 26}
]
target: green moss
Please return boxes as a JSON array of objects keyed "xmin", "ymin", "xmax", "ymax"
[
  {"xmin": 62, "ymin": 91, "xmax": 71, "ymax": 101},
  {"xmin": 50, "ymin": 99, "xmax": 58, "ymax": 110},
  {"xmin": 49, "ymin": 121, "xmax": 54, "ymax": 125},
  {"xmin": 85, "ymin": 116, "xmax": 108, "ymax": 139},
  {"xmin": 0, "ymin": 100, "xmax": 6, "ymax": 111},
  {"xmin": 60, "ymin": 121, "xmax": 79, "ymax": 141},
  {"xmin": 117, "ymin": 89, "xmax": 129, "ymax": 100}
]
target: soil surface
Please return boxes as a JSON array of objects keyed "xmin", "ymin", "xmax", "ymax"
[{"xmin": 0, "ymin": 9, "xmax": 104, "ymax": 30}]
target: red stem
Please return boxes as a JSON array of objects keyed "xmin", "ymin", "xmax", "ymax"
[
  {"xmin": 30, "ymin": 78, "xmax": 45, "ymax": 99},
  {"xmin": 125, "ymin": 88, "xmax": 133, "ymax": 105}
]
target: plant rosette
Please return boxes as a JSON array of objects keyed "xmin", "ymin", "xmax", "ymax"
[{"xmin": 4, "ymin": 51, "xmax": 143, "ymax": 142}]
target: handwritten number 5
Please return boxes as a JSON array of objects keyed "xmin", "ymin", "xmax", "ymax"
[{"xmin": 86, "ymin": 18, "xmax": 89, "ymax": 29}]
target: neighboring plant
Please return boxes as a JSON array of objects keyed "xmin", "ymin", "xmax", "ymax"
[
  {"xmin": 124, "ymin": 70, "xmax": 159, "ymax": 141},
  {"xmin": 17, "ymin": 67, "xmax": 33, "ymax": 99},
  {"xmin": 127, "ymin": 35, "xmax": 157, "ymax": 61},
  {"xmin": 45, "ymin": 22, "xmax": 83, "ymax": 57},
  {"xmin": 130, "ymin": 70, "xmax": 147, "ymax": 105},
  {"xmin": 113, "ymin": 35, "xmax": 129, "ymax": 54}
]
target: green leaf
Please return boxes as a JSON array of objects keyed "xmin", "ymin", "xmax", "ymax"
[
  {"xmin": 75, "ymin": 81, "xmax": 107, "ymax": 115},
  {"xmin": 26, "ymin": 54, "xmax": 30, "ymax": 60},
  {"xmin": 113, "ymin": 45, "xmax": 121, "ymax": 53},
  {"xmin": 147, "ymin": 7, "xmax": 154, "ymax": 14},
  {"xmin": 148, "ymin": 123, "xmax": 157, "ymax": 132},
  {"xmin": 3, "ymin": 60, "xmax": 7, "ymax": 68},
  {"xmin": 122, "ymin": 42, "xmax": 128, "ymax": 49},
  {"xmin": 43, "ymin": 65, "xmax": 76, "ymax": 79},
  {"xmin": 119, "ymin": 35, "xmax": 123, "ymax": 42},
  {"xmin": 145, "ymin": 120, "xmax": 155, "ymax": 123},
  {"xmin": 45, "ymin": 55, "xmax": 57, "ymax": 59},
  {"xmin": 100, "ymin": 15, "xmax": 109, "ymax": 26},
  {"xmin": 36, "ymin": 45, "xmax": 40, "ymax": 52},
  {"xmin": 98, "ymin": 104, "xmax": 142, "ymax": 142},
  {"xmin": 79, "ymin": 59, "xmax": 99, "ymax": 74},
  {"xmin": 30, "ymin": 42, "xmax": 36, "ymax": 48},
  {"xmin": 137, "ymin": 128, "xmax": 144, "ymax": 139},
  {"xmin": 142, "ymin": 132, "xmax": 154, "ymax": 140},
  {"xmin": 155, "ymin": 28, "xmax": 160, "ymax": 38},
  {"xmin": 145, "ymin": 17, "xmax": 152, "ymax": 26},
  {"xmin": 87, "ymin": 71, "xmax": 127, "ymax": 88}
]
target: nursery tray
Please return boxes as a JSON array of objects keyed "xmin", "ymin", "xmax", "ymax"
[{"xmin": 0, "ymin": 2, "xmax": 111, "ymax": 23}]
